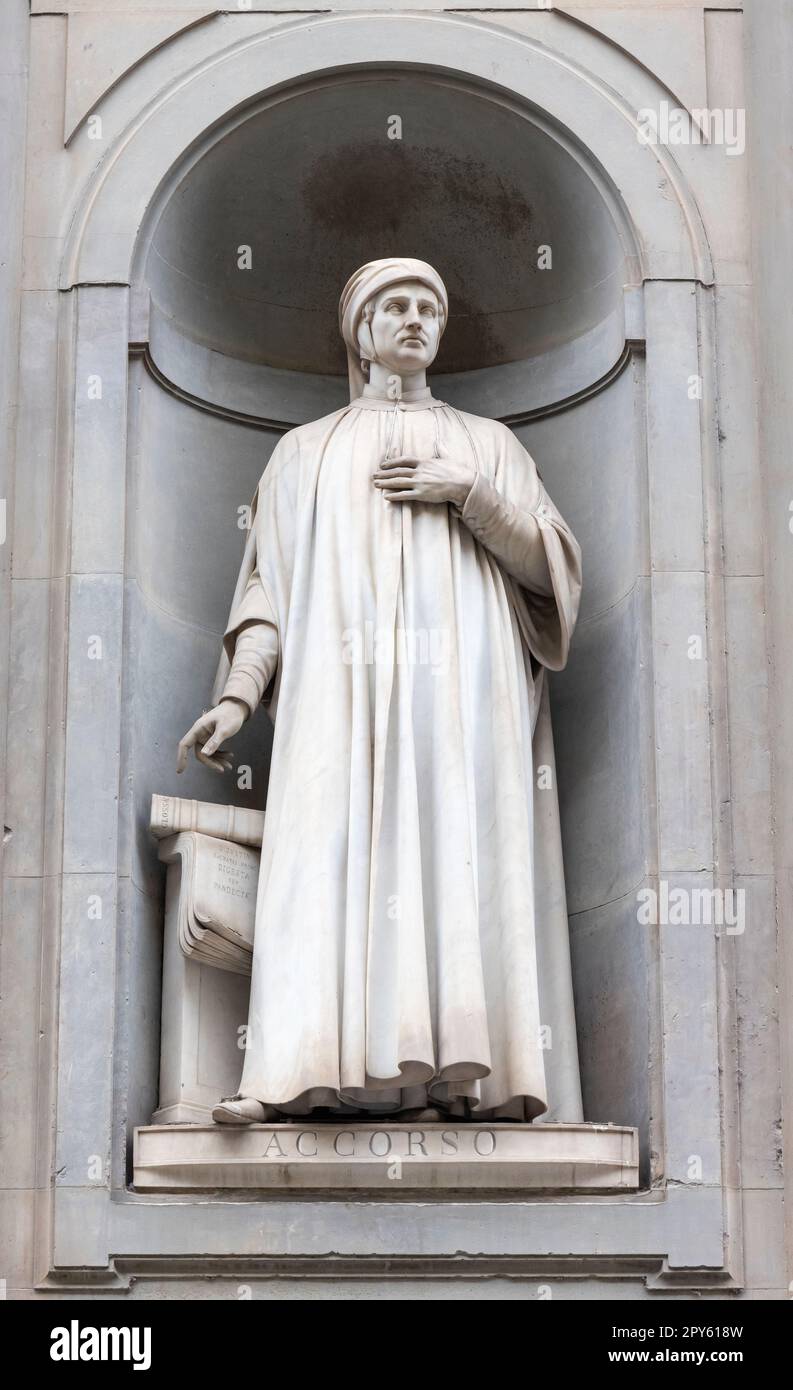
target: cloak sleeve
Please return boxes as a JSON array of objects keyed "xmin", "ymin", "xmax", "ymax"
[
  {"xmin": 209, "ymin": 434, "xmax": 297, "ymax": 709},
  {"xmin": 217, "ymin": 614, "xmax": 280, "ymax": 718},
  {"xmin": 457, "ymin": 423, "xmax": 582, "ymax": 672}
]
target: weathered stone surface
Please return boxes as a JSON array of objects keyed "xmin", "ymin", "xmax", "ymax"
[
  {"xmin": 134, "ymin": 1122, "xmax": 639, "ymax": 1193},
  {"xmin": 0, "ymin": 0, "xmax": 788, "ymax": 1300}
]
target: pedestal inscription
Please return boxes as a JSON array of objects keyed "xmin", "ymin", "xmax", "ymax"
[{"xmin": 134, "ymin": 1122, "xmax": 639, "ymax": 1192}]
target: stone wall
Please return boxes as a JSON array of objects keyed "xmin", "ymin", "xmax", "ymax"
[{"xmin": 0, "ymin": 0, "xmax": 789, "ymax": 1299}]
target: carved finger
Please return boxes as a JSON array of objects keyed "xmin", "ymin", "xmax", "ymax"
[
  {"xmin": 378, "ymin": 455, "xmax": 418, "ymax": 471},
  {"xmin": 190, "ymin": 715, "xmax": 214, "ymax": 741},
  {"xmin": 177, "ymin": 715, "xmax": 217, "ymax": 772},
  {"xmin": 196, "ymin": 747, "xmax": 232, "ymax": 773},
  {"xmin": 202, "ymin": 732, "xmax": 229, "ymax": 758},
  {"xmin": 176, "ymin": 729, "xmax": 200, "ymax": 773}
]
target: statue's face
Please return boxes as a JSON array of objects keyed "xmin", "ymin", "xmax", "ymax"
[{"xmin": 367, "ymin": 279, "xmax": 442, "ymax": 376}]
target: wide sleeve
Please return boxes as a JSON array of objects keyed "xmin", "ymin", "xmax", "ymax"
[
  {"xmin": 217, "ymin": 615, "xmax": 280, "ymax": 718},
  {"xmin": 209, "ymin": 434, "xmax": 298, "ymax": 708},
  {"xmin": 456, "ymin": 422, "xmax": 582, "ymax": 671}
]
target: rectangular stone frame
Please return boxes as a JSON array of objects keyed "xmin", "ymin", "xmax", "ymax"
[{"xmin": 28, "ymin": 267, "xmax": 743, "ymax": 1295}]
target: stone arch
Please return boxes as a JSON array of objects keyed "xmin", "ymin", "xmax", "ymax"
[{"xmin": 61, "ymin": 11, "xmax": 713, "ymax": 292}]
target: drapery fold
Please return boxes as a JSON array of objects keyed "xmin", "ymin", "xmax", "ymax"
[{"xmin": 211, "ymin": 398, "xmax": 583, "ymax": 1120}]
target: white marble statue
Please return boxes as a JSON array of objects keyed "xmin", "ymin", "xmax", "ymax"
[{"xmin": 177, "ymin": 258, "xmax": 584, "ymax": 1125}]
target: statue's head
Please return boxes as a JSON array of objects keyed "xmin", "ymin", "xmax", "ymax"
[
  {"xmin": 362, "ymin": 280, "xmax": 444, "ymax": 377},
  {"xmin": 339, "ymin": 258, "xmax": 449, "ymax": 400}
]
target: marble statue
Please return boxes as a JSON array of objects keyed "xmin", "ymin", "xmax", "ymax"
[{"xmin": 177, "ymin": 258, "xmax": 584, "ymax": 1125}]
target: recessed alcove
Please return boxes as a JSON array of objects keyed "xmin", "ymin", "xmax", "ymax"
[
  {"xmin": 121, "ymin": 68, "xmax": 654, "ymax": 1181},
  {"xmin": 145, "ymin": 72, "xmax": 631, "ymax": 380}
]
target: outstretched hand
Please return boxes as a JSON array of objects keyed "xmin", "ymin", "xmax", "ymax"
[
  {"xmin": 372, "ymin": 453, "xmax": 476, "ymax": 508},
  {"xmin": 176, "ymin": 699, "xmax": 246, "ymax": 774}
]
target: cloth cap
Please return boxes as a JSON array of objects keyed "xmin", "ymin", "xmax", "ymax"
[{"xmin": 338, "ymin": 258, "xmax": 448, "ymax": 401}]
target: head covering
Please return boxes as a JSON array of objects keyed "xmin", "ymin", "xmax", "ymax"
[{"xmin": 338, "ymin": 258, "xmax": 449, "ymax": 401}]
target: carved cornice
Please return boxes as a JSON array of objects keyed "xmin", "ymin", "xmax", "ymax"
[{"xmin": 132, "ymin": 339, "xmax": 638, "ymax": 431}]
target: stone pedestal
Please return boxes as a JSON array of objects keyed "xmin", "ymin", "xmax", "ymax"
[
  {"xmin": 134, "ymin": 1121, "xmax": 639, "ymax": 1192},
  {"xmin": 153, "ymin": 830, "xmax": 254, "ymax": 1124}
]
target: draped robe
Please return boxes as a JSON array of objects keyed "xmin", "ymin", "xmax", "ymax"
[{"xmin": 212, "ymin": 390, "xmax": 584, "ymax": 1120}]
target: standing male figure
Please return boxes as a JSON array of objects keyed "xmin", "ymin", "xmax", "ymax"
[{"xmin": 178, "ymin": 258, "xmax": 583, "ymax": 1124}]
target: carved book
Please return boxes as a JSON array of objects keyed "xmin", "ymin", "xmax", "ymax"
[
  {"xmin": 157, "ymin": 831, "xmax": 259, "ymax": 975},
  {"xmin": 150, "ymin": 793, "xmax": 264, "ymax": 849}
]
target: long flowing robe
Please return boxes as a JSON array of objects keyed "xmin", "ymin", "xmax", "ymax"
[{"xmin": 211, "ymin": 391, "xmax": 584, "ymax": 1120}]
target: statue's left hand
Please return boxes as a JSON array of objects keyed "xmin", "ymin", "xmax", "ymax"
[{"xmin": 372, "ymin": 454, "xmax": 476, "ymax": 508}]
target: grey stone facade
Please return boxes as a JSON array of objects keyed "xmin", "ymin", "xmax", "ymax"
[{"xmin": 0, "ymin": 0, "xmax": 790, "ymax": 1299}]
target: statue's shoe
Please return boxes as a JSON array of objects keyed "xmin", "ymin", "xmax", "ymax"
[{"xmin": 211, "ymin": 1096, "xmax": 277, "ymax": 1125}]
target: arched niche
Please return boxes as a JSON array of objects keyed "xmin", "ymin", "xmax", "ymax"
[
  {"xmin": 52, "ymin": 15, "xmax": 729, "ymax": 1277},
  {"xmin": 125, "ymin": 63, "xmax": 652, "ymax": 1131}
]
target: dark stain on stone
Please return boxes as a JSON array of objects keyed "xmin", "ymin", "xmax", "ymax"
[
  {"xmin": 302, "ymin": 141, "xmax": 540, "ymax": 371},
  {"xmin": 304, "ymin": 140, "xmax": 534, "ymax": 241}
]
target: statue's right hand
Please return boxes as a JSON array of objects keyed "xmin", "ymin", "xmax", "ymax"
[{"xmin": 176, "ymin": 700, "xmax": 246, "ymax": 775}]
